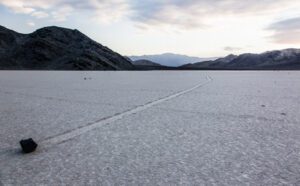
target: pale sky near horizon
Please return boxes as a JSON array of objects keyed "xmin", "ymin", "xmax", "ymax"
[{"xmin": 0, "ymin": 0, "xmax": 300, "ymax": 58}]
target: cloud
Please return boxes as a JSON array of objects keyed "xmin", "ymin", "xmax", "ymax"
[
  {"xmin": 51, "ymin": 5, "xmax": 73, "ymax": 22},
  {"xmin": 27, "ymin": 21, "xmax": 35, "ymax": 27},
  {"xmin": 224, "ymin": 46, "xmax": 242, "ymax": 52},
  {"xmin": 0, "ymin": 0, "xmax": 60, "ymax": 20},
  {"xmin": 1, "ymin": 0, "xmax": 300, "ymax": 29},
  {"xmin": 31, "ymin": 11, "xmax": 49, "ymax": 18},
  {"xmin": 268, "ymin": 17, "xmax": 300, "ymax": 44},
  {"xmin": 0, "ymin": 0, "xmax": 35, "ymax": 14},
  {"xmin": 129, "ymin": 0, "xmax": 297, "ymax": 29},
  {"xmin": 130, "ymin": 2, "xmax": 207, "ymax": 29},
  {"xmin": 0, "ymin": 0, "xmax": 129, "ymax": 23},
  {"xmin": 87, "ymin": 0, "xmax": 129, "ymax": 23},
  {"xmin": 269, "ymin": 17, "xmax": 300, "ymax": 30}
]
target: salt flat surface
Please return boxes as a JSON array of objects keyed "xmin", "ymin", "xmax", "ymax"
[{"xmin": 0, "ymin": 71, "xmax": 299, "ymax": 185}]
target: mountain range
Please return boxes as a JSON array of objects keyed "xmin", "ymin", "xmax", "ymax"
[
  {"xmin": 0, "ymin": 25, "xmax": 133, "ymax": 70},
  {"xmin": 182, "ymin": 49, "xmax": 300, "ymax": 70},
  {"xmin": 0, "ymin": 25, "xmax": 299, "ymax": 70},
  {"xmin": 132, "ymin": 59, "xmax": 161, "ymax": 66},
  {"xmin": 129, "ymin": 53, "xmax": 217, "ymax": 67}
]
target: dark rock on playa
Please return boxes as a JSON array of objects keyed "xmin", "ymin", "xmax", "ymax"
[{"xmin": 20, "ymin": 138, "xmax": 38, "ymax": 153}]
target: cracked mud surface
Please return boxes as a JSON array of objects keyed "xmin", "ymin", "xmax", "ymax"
[{"xmin": 1, "ymin": 71, "xmax": 300, "ymax": 185}]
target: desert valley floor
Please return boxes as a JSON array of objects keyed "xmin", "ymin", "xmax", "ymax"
[{"xmin": 0, "ymin": 71, "xmax": 300, "ymax": 185}]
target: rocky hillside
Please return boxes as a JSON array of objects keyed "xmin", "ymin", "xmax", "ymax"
[
  {"xmin": 0, "ymin": 25, "xmax": 133, "ymax": 70},
  {"xmin": 182, "ymin": 49, "xmax": 300, "ymax": 70}
]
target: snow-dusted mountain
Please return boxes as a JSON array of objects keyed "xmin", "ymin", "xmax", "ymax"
[
  {"xmin": 182, "ymin": 49, "xmax": 300, "ymax": 70},
  {"xmin": 129, "ymin": 53, "xmax": 217, "ymax": 67}
]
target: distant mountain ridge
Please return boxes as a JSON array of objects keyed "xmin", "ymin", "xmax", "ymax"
[
  {"xmin": 0, "ymin": 25, "xmax": 133, "ymax": 70},
  {"xmin": 129, "ymin": 53, "xmax": 217, "ymax": 67},
  {"xmin": 182, "ymin": 49, "xmax": 300, "ymax": 70},
  {"xmin": 1, "ymin": 25, "xmax": 299, "ymax": 71},
  {"xmin": 132, "ymin": 59, "xmax": 161, "ymax": 66}
]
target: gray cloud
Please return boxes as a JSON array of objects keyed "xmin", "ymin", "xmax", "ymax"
[
  {"xmin": 268, "ymin": 17, "xmax": 300, "ymax": 30},
  {"xmin": 0, "ymin": 0, "xmax": 299, "ymax": 29},
  {"xmin": 0, "ymin": 0, "xmax": 129, "ymax": 22},
  {"xmin": 268, "ymin": 17, "xmax": 300, "ymax": 44},
  {"xmin": 129, "ymin": 0, "xmax": 293, "ymax": 29}
]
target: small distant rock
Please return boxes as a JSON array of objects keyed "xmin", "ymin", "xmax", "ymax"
[
  {"xmin": 20, "ymin": 138, "xmax": 38, "ymax": 153},
  {"xmin": 281, "ymin": 113, "xmax": 287, "ymax": 116},
  {"xmin": 261, "ymin": 105, "xmax": 266, "ymax": 108}
]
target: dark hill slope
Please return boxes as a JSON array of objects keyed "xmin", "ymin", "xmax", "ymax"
[{"xmin": 0, "ymin": 25, "xmax": 133, "ymax": 70}]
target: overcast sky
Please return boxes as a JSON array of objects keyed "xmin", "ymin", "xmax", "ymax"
[{"xmin": 0, "ymin": 0, "xmax": 300, "ymax": 57}]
